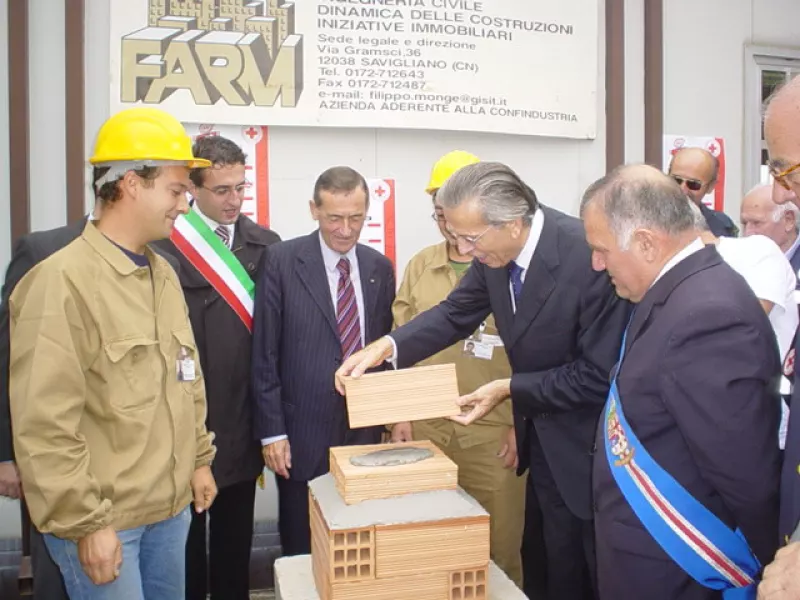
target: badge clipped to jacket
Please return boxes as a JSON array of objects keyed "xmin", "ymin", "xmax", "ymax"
[
  {"xmin": 176, "ymin": 346, "xmax": 196, "ymax": 382},
  {"xmin": 463, "ymin": 321, "xmax": 495, "ymax": 360}
]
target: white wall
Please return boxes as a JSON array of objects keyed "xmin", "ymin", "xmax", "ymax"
[
  {"xmin": 663, "ymin": 0, "xmax": 800, "ymax": 227},
  {"xmin": 28, "ymin": 0, "xmax": 67, "ymax": 231},
  {"xmin": 623, "ymin": 0, "xmax": 645, "ymax": 164}
]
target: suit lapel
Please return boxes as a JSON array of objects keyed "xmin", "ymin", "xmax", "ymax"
[
  {"xmin": 356, "ymin": 245, "xmax": 380, "ymax": 343},
  {"xmin": 507, "ymin": 214, "xmax": 559, "ymax": 349},
  {"xmin": 295, "ymin": 233, "xmax": 339, "ymax": 340},
  {"xmin": 486, "ymin": 266, "xmax": 514, "ymax": 336}
]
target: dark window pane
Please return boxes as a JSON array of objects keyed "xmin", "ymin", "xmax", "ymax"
[{"xmin": 762, "ymin": 69, "xmax": 787, "ymax": 103}]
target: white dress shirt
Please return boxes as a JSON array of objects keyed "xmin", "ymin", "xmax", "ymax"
[
  {"xmin": 650, "ymin": 238, "xmax": 704, "ymax": 289},
  {"xmin": 784, "ymin": 233, "xmax": 800, "ymax": 264},
  {"xmin": 193, "ymin": 202, "xmax": 235, "ymax": 249},
  {"xmin": 509, "ymin": 208, "xmax": 545, "ymax": 313},
  {"xmin": 262, "ymin": 235, "xmax": 366, "ymax": 447}
]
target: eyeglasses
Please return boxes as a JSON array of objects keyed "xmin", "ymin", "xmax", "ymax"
[
  {"xmin": 670, "ymin": 175, "xmax": 704, "ymax": 192},
  {"xmin": 202, "ymin": 183, "xmax": 248, "ymax": 198},
  {"xmin": 767, "ymin": 160, "xmax": 800, "ymax": 191},
  {"xmin": 446, "ymin": 224, "xmax": 493, "ymax": 247},
  {"xmin": 431, "ymin": 211, "xmax": 446, "ymax": 223}
]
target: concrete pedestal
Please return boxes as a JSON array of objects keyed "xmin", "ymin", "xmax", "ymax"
[{"xmin": 274, "ymin": 555, "xmax": 528, "ymax": 600}]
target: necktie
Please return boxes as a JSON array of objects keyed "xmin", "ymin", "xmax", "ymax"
[
  {"xmin": 509, "ymin": 260, "xmax": 524, "ymax": 309},
  {"xmin": 336, "ymin": 258, "xmax": 362, "ymax": 359},
  {"xmin": 214, "ymin": 225, "xmax": 230, "ymax": 248}
]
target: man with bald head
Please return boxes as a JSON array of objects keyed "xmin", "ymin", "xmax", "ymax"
[
  {"xmin": 582, "ymin": 164, "xmax": 780, "ymax": 599},
  {"xmin": 668, "ymin": 147, "xmax": 739, "ymax": 237}
]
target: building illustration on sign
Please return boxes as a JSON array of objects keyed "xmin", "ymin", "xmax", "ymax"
[{"xmin": 121, "ymin": 0, "xmax": 303, "ymax": 108}]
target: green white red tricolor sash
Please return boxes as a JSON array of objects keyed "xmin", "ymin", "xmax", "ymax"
[{"xmin": 170, "ymin": 209, "xmax": 255, "ymax": 332}]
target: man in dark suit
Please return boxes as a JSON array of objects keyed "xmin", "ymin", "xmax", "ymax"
[
  {"xmin": 668, "ymin": 147, "xmax": 739, "ymax": 237},
  {"xmin": 153, "ymin": 135, "xmax": 280, "ymax": 600},
  {"xmin": 582, "ymin": 164, "xmax": 780, "ymax": 599},
  {"xmin": 336, "ymin": 162, "xmax": 629, "ymax": 599},
  {"xmin": 0, "ymin": 210, "xmax": 180, "ymax": 600},
  {"xmin": 758, "ymin": 73, "xmax": 800, "ymax": 599},
  {"xmin": 252, "ymin": 166, "xmax": 395, "ymax": 556}
]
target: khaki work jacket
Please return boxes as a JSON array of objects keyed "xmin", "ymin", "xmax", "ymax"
[{"xmin": 9, "ymin": 222, "xmax": 215, "ymax": 540}]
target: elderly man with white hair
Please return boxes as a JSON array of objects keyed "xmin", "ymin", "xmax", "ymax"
[
  {"xmin": 582, "ymin": 164, "xmax": 781, "ymax": 600},
  {"xmin": 740, "ymin": 183, "xmax": 800, "ymax": 287}
]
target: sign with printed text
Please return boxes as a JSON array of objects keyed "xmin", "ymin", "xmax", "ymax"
[
  {"xmin": 109, "ymin": 0, "xmax": 598, "ymax": 139},
  {"xmin": 361, "ymin": 178, "xmax": 396, "ymax": 270},
  {"xmin": 182, "ymin": 123, "xmax": 271, "ymax": 227},
  {"xmin": 663, "ymin": 135, "xmax": 726, "ymax": 212}
]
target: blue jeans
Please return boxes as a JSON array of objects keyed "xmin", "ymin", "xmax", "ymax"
[{"xmin": 44, "ymin": 506, "xmax": 191, "ymax": 600}]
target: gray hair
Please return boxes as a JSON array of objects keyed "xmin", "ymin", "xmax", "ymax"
[
  {"xmin": 774, "ymin": 201, "xmax": 800, "ymax": 229},
  {"xmin": 580, "ymin": 165, "xmax": 697, "ymax": 249},
  {"xmin": 686, "ymin": 197, "xmax": 710, "ymax": 231},
  {"xmin": 436, "ymin": 162, "xmax": 537, "ymax": 226}
]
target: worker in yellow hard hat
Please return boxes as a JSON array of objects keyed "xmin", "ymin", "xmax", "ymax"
[
  {"xmin": 390, "ymin": 150, "xmax": 526, "ymax": 586},
  {"xmin": 8, "ymin": 106, "xmax": 217, "ymax": 598}
]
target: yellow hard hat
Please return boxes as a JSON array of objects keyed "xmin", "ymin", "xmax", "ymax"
[
  {"xmin": 426, "ymin": 150, "xmax": 480, "ymax": 194},
  {"xmin": 89, "ymin": 107, "xmax": 210, "ymax": 168}
]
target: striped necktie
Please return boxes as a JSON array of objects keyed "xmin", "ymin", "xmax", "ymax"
[
  {"xmin": 215, "ymin": 224, "xmax": 230, "ymax": 248},
  {"xmin": 336, "ymin": 258, "xmax": 362, "ymax": 359}
]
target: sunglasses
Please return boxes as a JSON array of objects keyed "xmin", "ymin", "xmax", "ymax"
[
  {"xmin": 670, "ymin": 175, "xmax": 704, "ymax": 192},
  {"xmin": 767, "ymin": 160, "xmax": 800, "ymax": 191}
]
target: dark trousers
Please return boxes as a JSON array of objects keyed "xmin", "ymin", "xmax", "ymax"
[
  {"xmin": 521, "ymin": 474, "xmax": 548, "ymax": 600},
  {"xmin": 529, "ymin": 434, "xmax": 597, "ymax": 600},
  {"xmin": 185, "ymin": 479, "xmax": 257, "ymax": 600},
  {"xmin": 276, "ymin": 476, "xmax": 312, "ymax": 556},
  {"xmin": 31, "ymin": 525, "xmax": 68, "ymax": 600}
]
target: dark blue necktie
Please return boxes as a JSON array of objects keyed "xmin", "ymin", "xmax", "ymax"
[{"xmin": 508, "ymin": 260, "xmax": 524, "ymax": 308}]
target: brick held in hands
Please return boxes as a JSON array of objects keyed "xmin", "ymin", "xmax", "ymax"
[{"xmin": 342, "ymin": 363, "xmax": 460, "ymax": 428}]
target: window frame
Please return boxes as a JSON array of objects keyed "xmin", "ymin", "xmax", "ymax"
[{"xmin": 744, "ymin": 45, "xmax": 800, "ymax": 193}]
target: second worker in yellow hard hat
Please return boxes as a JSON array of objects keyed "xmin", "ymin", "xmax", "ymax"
[
  {"xmin": 390, "ymin": 150, "xmax": 526, "ymax": 586},
  {"xmin": 8, "ymin": 107, "xmax": 217, "ymax": 599}
]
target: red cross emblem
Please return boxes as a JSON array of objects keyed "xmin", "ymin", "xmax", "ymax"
[
  {"xmin": 241, "ymin": 126, "xmax": 263, "ymax": 143},
  {"xmin": 374, "ymin": 185, "xmax": 386, "ymax": 198}
]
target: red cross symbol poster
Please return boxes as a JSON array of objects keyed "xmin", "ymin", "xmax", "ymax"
[
  {"xmin": 361, "ymin": 179, "xmax": 397, "ymax": 270},
  {"xmin": 182, "ymin": 123, "xmax": 271, "ymax": 227},
  {"xmin": 662, "ymin": 135, "xmax": 726, "ymax": 212}
]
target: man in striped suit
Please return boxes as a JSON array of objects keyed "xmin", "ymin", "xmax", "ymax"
[{"xmin": 251, "ymin": 166, "xmax": 395, "ymax": 555}]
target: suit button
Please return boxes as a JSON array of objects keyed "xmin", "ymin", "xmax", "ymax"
[{"xmin": 540, "ymin": 412, "xmax": 550, "ymax": 419}]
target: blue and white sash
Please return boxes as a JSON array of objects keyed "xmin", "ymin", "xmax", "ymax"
[{"xmin": 604, "ymin": 327, "xmax": 761, "ymax": 599}]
